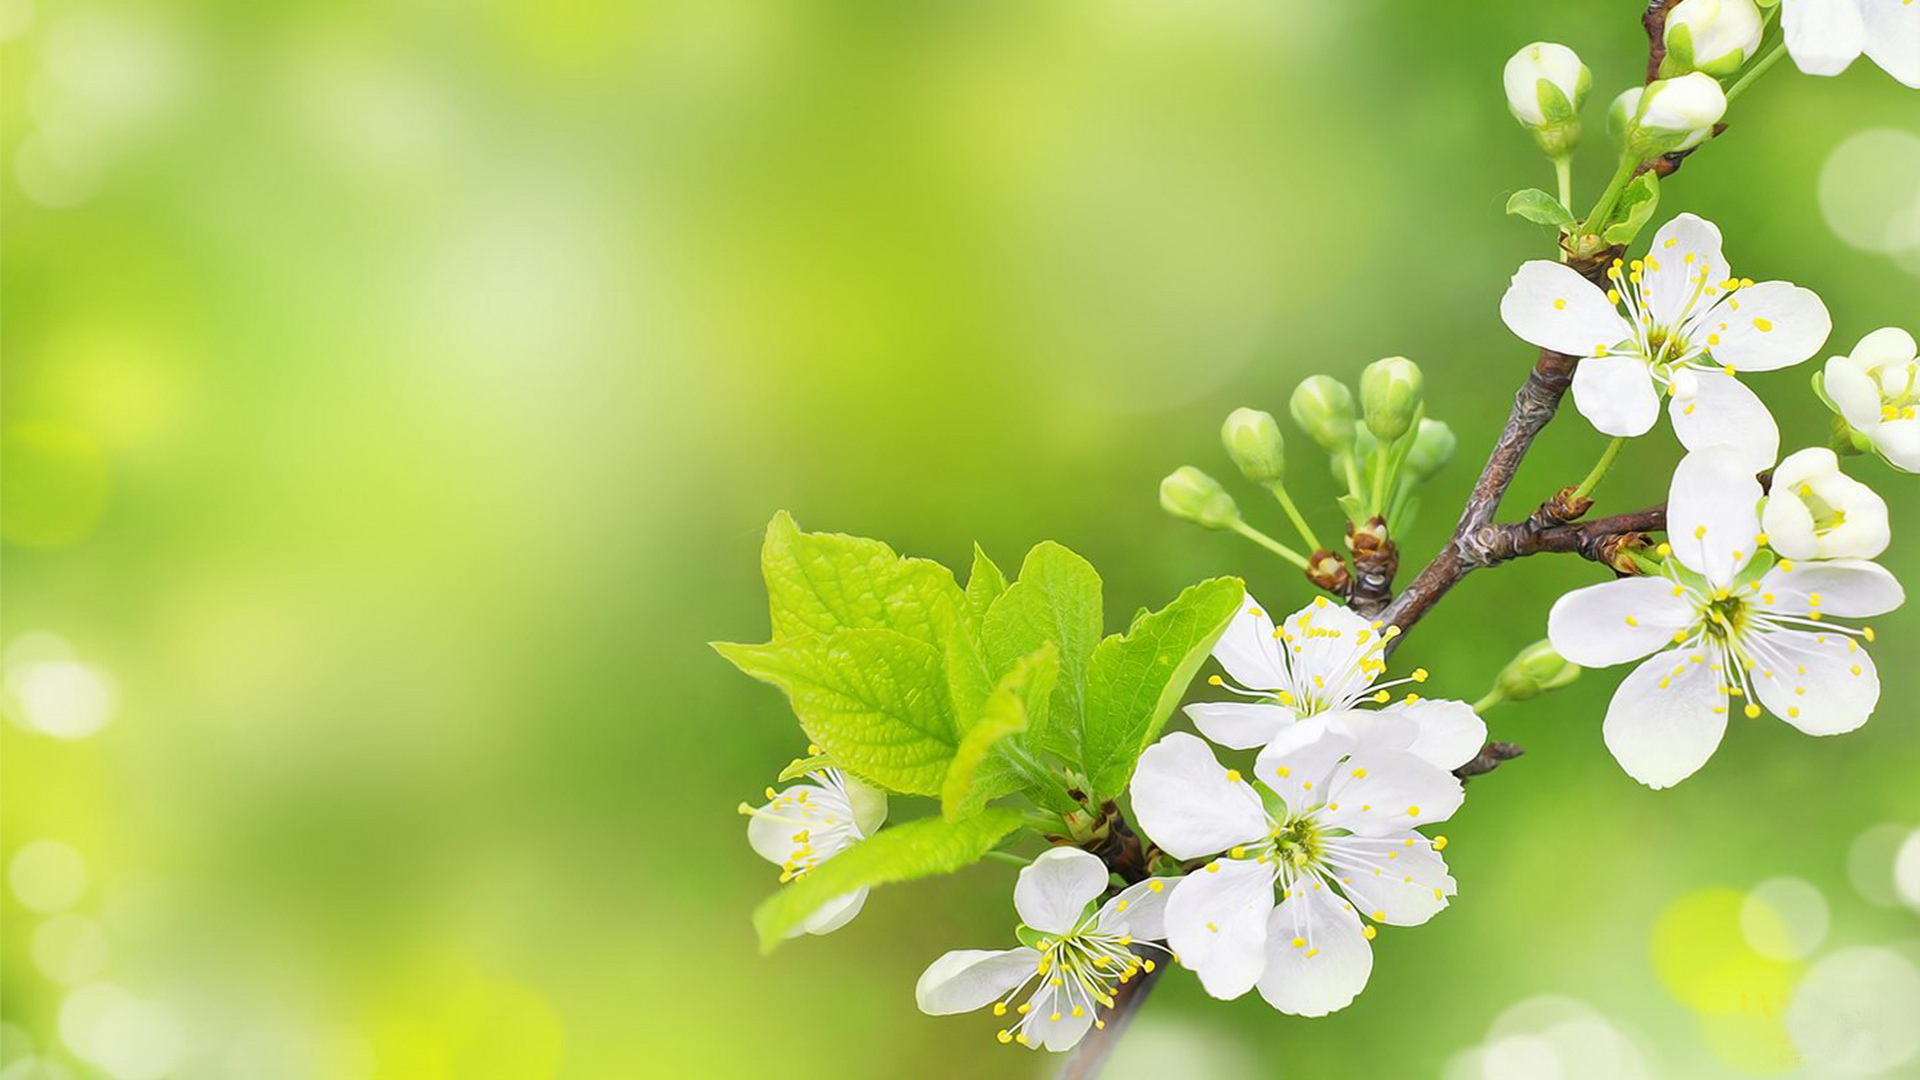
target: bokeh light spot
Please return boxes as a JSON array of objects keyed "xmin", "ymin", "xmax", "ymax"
[
  {"xmin": 9, "ymin": 840, "xmax": 89, "ymax": 913},
  {"xmin": 1847, "ymin": 822, "xmax": 1913, "ymax": 908},
  {"xmin": 32, "ymin": 914, "xmax": 112, "ymax": 985},
  {"xmin": 1785, "ymin": 947, "xmax": 1920, "ymax": 1077},
  {"xmin": 1893, "ymin": 829, "xmax": 1920, "ymax": 914},
  {"xmin": 1740, "ymin": 877, "xmax": 1829, "ymax": 961},
  {"xmin": 1819, "ymin": 129, "xmax": 1920, "ymax": 260},
  {"xmin": 1653, "ymin": 889, "xmax": 1799, "ymax": 1016},
  {"xmin": 12, "ymin": 658, "xmax": 117, "ymax": 739}
]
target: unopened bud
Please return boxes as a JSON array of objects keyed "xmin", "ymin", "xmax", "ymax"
[
  {"xmin": 1503, "ymin": 42, "xmax": 1590, "ymax": 157},
  {"xmin": 1661, "ymin": 0, "xmax": 1764, "ymax": 78},
  {"xmin": 1616, "ymin": 73, "xmax": 1726, "ymax": 159},
  {"xmin": 1159, "ymin": 466, "xmax": 1239, "ymax": 530},
  {"xmin": 1289, "ymin": 376, "xmax": 1357, "ymax": 454},
  {"xmin": 1404, "ymin": 419, "xmax": 1457, "ymax": 482},
  {"xmin": 1220, "ymin": 407, "xmax": 1286, "ymax": 484},
  {"xmin": 1360, "ymin": 357, "xmax": 1424, "ymax": 443},
  {"xmin": 1495, "ymin": 640, "xmax": 1581, "ymax": 702}
]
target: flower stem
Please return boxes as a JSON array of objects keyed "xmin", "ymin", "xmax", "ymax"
[
  {"xmin": 1582, "ymin": 153, "xmax": 1641, "ymax": 238},
  {"xmin": 1228, "ymin": 519, "xmax": 1309, "ymax": 569},
  {"xmin": 1553, "ymin": 154, "xmax": 1573, "ymax": 217},
  {"xmin": 1471, "ymin": 689, "xmax": 1504, "ymax": 714},
  {"xmin": 1264, "ymin": 481, "xmax": 1322, "ymax": 552},
  {"xmin": 1725, "ymin": 40, "xmax": 1787, "ymax": 103},
  {"xmin": 1571, "ymin": 437, "xmax": 1626, "ymax": 502},
  {"xmin": 1370, "ymin": 440, "xmax": 1392, "ymax": 518}
]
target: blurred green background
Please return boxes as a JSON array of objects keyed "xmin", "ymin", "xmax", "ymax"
[{"xmin": 4, "ymin": 0, "xmax": 1918, "ymax": 1077}]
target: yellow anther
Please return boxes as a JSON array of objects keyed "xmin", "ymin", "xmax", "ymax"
[
  {"xmin": 1225, "ymin": 769, "xmax": 1242, "ymax": 783},
  {"xmin": 1412, "ymin": 668, "xmax": 1429, "ymax": 682},
  {"xmin": 1406, "ymin": 805, "xmax": 1420, "ymax": 816},
  {"xmin": 1363, "ymin": 925, "xmax": 1377, "ymax": 940},
  {"xmin": 1434, "ymin": 836, "xmax": 1449, "ymax": 851},
  {"xmin": 1351, "ymin": 767, "xmax": 1367, "ymax": 779},
  {"xmin": 1207, "ymin": 675, "xmax": 1223, "ymax": 686},
  {"xmin": 1291, "ymin": 937, "xmax": 1306, "ymax": 948}
]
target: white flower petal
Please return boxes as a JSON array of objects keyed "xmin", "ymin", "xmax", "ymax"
[
  {"xmin": 1667, "ymin": 446, "xmax": 1763, "ymax": 588},
  {"xmin": 1783, "ymin": 0, "xmax": 1867, "ymax": 75},
  {"xmin": 1374, "ymin": 698, "xmax": 1486, "ymax": 771},
  {"xmin": 800, "ymin": 888, "xmax": 869, "ymax": 936},
  {"xmin": 1571, "ymin": 355, "xmax": 1661, "ymax": 437},
  {"xmin": 1098, "ymin": 876, "xmax": 1178, "ymax": 940},
  {"xmin": 1762, "ymin": 448, "xmax": 1890, "ymax": 560},
  {"xmin": 1749, "ymin": 628, "xmax": 1880, "ymax": 735},
  {"xmin": 1707, "ymin": 282, "xmax": 1832, "ymax": 371},
  {"xmin": 1824, "ymin": 355, "xmax": 1887, "ymax": 434},
  {"xmin": 1256, "ymin": 883, "xmax": 1373, "ymax": 1017},
  {"xmin": 843, "ymin": 774, "xmax": 889, "ymax": 836},
  {"xmin": 1500, "ymin": 260, "xmax": 1629, "ymax": 356},
  {"xmin": 1602, "ymin": 646, "xmax": 1729, "ymax": 789},
  {"xmin": 1165, "ymin": 858, "xmax": 1278, "ymax": 1000},
  {"xmin": 1027, "ymin": 987, "xmax": 1096, "ymax": 1052},
  {"xmin": 915, "ymin": 947, "xmax": 1042, "ymax": 1015},
  {"xmin": 1549, "ymin": 576, "xmax": 1700, "ymax": 667},
  {"xmin": 1015, "ymin": 848, "xmax": 1111, "ymax": 935},
  {"xmin": 1184, "ymin": 701, "xmax": 1295, "ymax": 750},
  {"xmin": 1275, "ymin": 599, "xmax": 1381, "ymax": 703},
  {"xmin": 747, "ymin": 782, "xmax": 852, "ymax": 866},
  {"xmin": 1130, "ymin": 733, "xmax": 1271, "ymax": 860},
  {"xmin": 1874, "ymin": 418, "xmax": 1920, "ymax": 472},
  {"xmin": 1668, "ymin": 368, "xmax": 1780, "ymax": 472},
  {"xmin": 1756, "ymin": 559, "xmax": 1905, "ymax": 618},
  {"xmin": 1854, "ymin": 326, "xmax": 1919, "ymax": 368},
  {"xmin": 1324, "ymin": 833, "xmax": 1455, "ymax": 927},
  {"xmin": 1644, "ymin": 214, "xmax": 1729, "ymax": 327},
  {"xmin": 1213, "ymin": 591, "xmax": 1288, "ymax": 691},
  {"xmin": 1316, "ymin": 745, "xmax": 1465, "ymax": 836},
  {"xmin": 1320, "ymin": 708, "xmax": 1419, "ymax": 754},
  {"xmin": 1255, "ymin": 722, "xmax": 1359, "ymax": 816},
  {"xmin": 1860, "ymin": 0, "xmax": 1920, "ymax": 84}
]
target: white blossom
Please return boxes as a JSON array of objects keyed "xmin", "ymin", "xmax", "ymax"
[
  {"xmin": 915, "ymin": 848, "xmax": 1176, "ymax": 1051},
  {"xmin": 1501, "ymin": 212, "xmax": 1830, "ymax": 468},
  {"xmin": 1130, "ymin": 726, "xmax": 1463, "ymax": 1015},
  {"xmin": 1185, "ymin": 592, "xmax": 1486, "ymax": 771},
  {"xmin": 1824, "ymin": 327, "xmax": 1920, "ymax": 472},
  {"xmin": 743, "ymin": 766, "xmax": 887, "ymax": 936},
  {"xmin": 1761, "ymin": 447, "xmax": 1890, "ymax": 560},
  {"xmin": 1548, "ymin": 448, "xmax": 1904, "ymax": 788}
]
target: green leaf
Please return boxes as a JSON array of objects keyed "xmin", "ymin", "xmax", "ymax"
[
  {"xmin": 776, "ymin": 753, "xmax": 834, "ymax": 783},
  {"xmin": 1080, "ymin": 577, "xmax": 1245, "ymax": 800},
  {"xmin": 757, "ymin": 512, "xmax": 990, "ymax": 737},
  {"xmin": 752, "ymin": 810, "xmax": 1024, "ymax": 950},
  {"xmin": 965, "ymin": 544, "xmax": 1009, "ymax": 627},
  {"xmin": 1505, "ymin": 188, "xmax": 1574, "ymax": 228},
  {"xmin": 981, "ymin": 543, "xmax": 1103, "ymax": 759},
  {"xmin": 1603, "ymin": 172, "xmax": 1660, "ymax": 245},
  {"xmin": 716, "ymin": 628, "xmax": 959, "ymax": 796},
  {"xmin": 941, "ymin": 644, "xmax": 1059, "ymax": 821}
]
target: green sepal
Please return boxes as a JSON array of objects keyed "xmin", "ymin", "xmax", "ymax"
[{"xmin": 1603, "ymin": 171, "xmax": 1661, "ymax": 245}]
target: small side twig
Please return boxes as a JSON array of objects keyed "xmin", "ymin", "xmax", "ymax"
[{"xmin": 1454, "ymin": 741, "xmax": 1526, "ymax": 780}]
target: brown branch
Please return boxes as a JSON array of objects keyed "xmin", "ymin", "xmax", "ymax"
[
  {"xmin": 1454, "ymin": 740, "xmax": 1526, "ymax": 780},
  {"xmin": 1643, "ymin": 0, "xmax": 1683, "ymax": 82}
]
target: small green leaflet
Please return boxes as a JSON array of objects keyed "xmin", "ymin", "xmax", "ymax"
[
  {"xmin": 964, "ymin": 544, "xmax": 1008, "ymax": 626},
  {"xmin": 981, "ymin": 543, "xmax": 1103, "ymax": 761},
  {"xmin": 1080, "ymin": 577, "xmax": 1244, "ymax": 800},
  {"xmin": 1505, "ymin": 188, "xmax": 1574, "ymax": 228},
  {"xmin": 717, "ymin": 628, "xmax": 958, "ymax": 796},
  {"xmin": 752, "ymin": 810, "xmax": 1023, "ymax": 951},
  {"xmin": 941, "ymin": 644, "xmax": 1059, "ymax": 821},
  {"xmin": 1603, "ymin": 172, "xmax": 1660, "ymax": 245}
]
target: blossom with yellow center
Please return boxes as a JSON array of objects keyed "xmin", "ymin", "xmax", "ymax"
[{"xmin": 741, "ymin": 765, "xmax": 887, "ymax": 937}]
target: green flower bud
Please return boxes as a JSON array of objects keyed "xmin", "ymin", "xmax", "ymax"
[
  {"xmin": 1220, "ymin": 407, "xmax": 1286, "ymax": 484},
  {"xmin": 1289, "ymin": 376, "xmax": 1356, "ymax": 454},
  {"xmin": 1503, "ymin": 42, "xmax": 1591, "ymax": 157},
  {"xmin": 1661, "ymin": 0, "xmax": 1763, "ymax": 78},
  {"xmin": 1159, "ymin": 466, "xmax": 1240, "ymax": 530},
  {"xmin": 1360, "ymin": 356, "xmax": 1424, "ymax": 443},
  {"xmin": 1403, "ymin": 419, "xmax": 1458, "ymax": 481},
  {"xmin": 1495, "ymin": 640, "xmax": 1581, "ymax": 702}
]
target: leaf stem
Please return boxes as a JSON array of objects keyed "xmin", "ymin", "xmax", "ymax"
[
  {"xmin": 1228, "ymin": 519, "xmax": 1310, "ymax": 569},
  {"xmin": 1571, "ymin": 437, "xmax": 1626, "ymax": 502},
  {"xmin": 1725, "ymin": 40, "xmax": 1787, "ymax": 103},
  {"xmin": 1264, "ymin": 481, "xmax": 1322, "ymax": 552},
  {"xmin": 982, "ymin": 850, "xmax": 1031, "ymax": 867}
]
